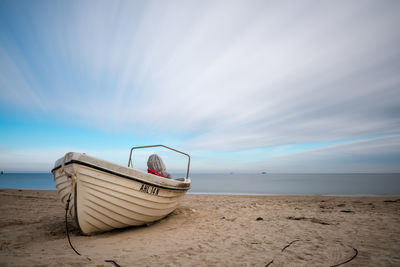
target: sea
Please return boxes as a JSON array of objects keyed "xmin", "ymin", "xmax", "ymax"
[{"xmin": 1, "ymin": 172, "xmax": 400, "ymax": 196}]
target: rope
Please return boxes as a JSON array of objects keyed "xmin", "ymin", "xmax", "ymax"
[
  {"xmin": 265, "ymin": 240, "xmax": 358, "ymax": 267},
  {"xmin": 60, "ymin": 152, "xmax": 74, "ymax": 177},
  {"xmin": 61, "ymin": 153, "xmax": 82, "ymax": 256},
  {"xmin": 62, "ymin": 166, "xmax": 122, "ymax": 266},
  {"xmin": 105, "ymin": 260, "xmax": 122, "ymax": 267},
  {"xmin": 281, "ymin": 239, "xmax": 300, "ymax": 252},
  {"xmin": 330, "ymin": 248, "xmax": 358, "ymax": 267},
  {"xmin": 65, "ymin": 193, "xmax": 82, "ymax": 256}
]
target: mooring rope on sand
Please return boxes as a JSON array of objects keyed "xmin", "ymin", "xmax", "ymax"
[
  {"xmin": 65, "ymin": 193, "xmax": 82, "ymax": 257},
  {"xmin": 265, "ymin": 239, "xmax": 358, "ymax": 267},
  {"xmin": 330, "ymin": 247, "xmax": 358, "ymax": 267},
  {"xmin": 64, "ymin": 193, "xmax": 121, "ymax": 267}
]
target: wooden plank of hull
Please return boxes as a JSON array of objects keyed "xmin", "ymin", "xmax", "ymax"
[
  {"xmin": 78, "ymin": 166, "xmax": 187, "ymax": 199},
  {"xmin": 83, "ymin": 187, "xmax": 177, "ymax": 221},
  {"xmin": 61, "ymin": 164, "xmax": 189, "ymax": 235},
  {"xmin": 82, "ymin": 182, "xmax": 181, "ymax": 212}
]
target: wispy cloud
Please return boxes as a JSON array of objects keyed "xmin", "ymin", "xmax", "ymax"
[
  {"xmin": 0, "ymin": 0, "xmax": 399, "ymax": 171},
  {"xmin": 259, "ymin": 134, "xmax": 400, "ymax": 173}
]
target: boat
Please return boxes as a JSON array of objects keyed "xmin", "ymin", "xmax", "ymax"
[{"xmin": 52, "ymin": 145, "xmax": 191, "ymax": 235}]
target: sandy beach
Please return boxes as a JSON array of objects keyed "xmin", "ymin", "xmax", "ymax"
[{"xmin": 1, "ymin": 189, "xmax": 399, "ymax": 266}]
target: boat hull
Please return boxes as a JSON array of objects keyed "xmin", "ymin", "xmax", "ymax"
[{"xmin": 52, "ymin": 153, "xmax": 190, "ymax": 235}]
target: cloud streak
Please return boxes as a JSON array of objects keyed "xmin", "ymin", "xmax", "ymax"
[{"xmin": 1, "ymin": 0, "xmax": 399, "ymax": 171}]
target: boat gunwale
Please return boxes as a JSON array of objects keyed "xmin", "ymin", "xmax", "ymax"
[{"xmin": 52, "ymin": 160, "xmax": 190, "ymax": 191}]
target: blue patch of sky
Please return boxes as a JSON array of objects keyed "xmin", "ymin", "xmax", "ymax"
[
  {"xmin": 0, "ymin": 110, "xmax": 149, "ymax": 150},
  {"xmin": 0, "ymin": 104, "xmax": 197, "ymax": 153},
  {"xmin": 1, "ymin": 1, "xmax": 86, "ymax": 99}
]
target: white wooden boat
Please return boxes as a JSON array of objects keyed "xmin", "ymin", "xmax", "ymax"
[{"xmin": 52, "ymin": 145, "xmax": 191, "ymax": 235}]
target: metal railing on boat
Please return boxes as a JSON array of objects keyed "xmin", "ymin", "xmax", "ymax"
[{"xmin": 128, "ymin": 145, "xmax": 191, "ymax": 182}]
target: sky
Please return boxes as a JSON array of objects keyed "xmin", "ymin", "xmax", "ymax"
[{"xmin": 1, "ymin": 0, "xmax": 400, "ymax": 173}]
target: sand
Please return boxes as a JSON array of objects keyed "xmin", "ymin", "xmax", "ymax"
[{"xmin": 1, "ymin": 189, "xmax": 399, "ymax": 266}]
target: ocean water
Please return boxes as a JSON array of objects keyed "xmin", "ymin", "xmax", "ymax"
[
  {"xmin": 190, "ymin": 173, "xmax": 400, "ymax": 196},
  {"xmin": 0, "ymin": 172, "xmax": 399, "ymax": 196},
  {"xmin": 0, "ymin": 173, "xmax": 57, "ymax": 190}
]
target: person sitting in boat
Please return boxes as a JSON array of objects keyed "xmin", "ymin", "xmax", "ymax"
[{"xmin": 147, "ymin": 154, "xmax": 171, "ymax": 179}]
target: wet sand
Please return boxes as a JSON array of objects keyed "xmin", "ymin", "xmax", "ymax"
[{"xmin": 1, "ymin": 189, "xmax": 399, "ymax": 266}]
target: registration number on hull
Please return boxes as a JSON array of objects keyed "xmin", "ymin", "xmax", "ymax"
[{"xmin": 139, "ymin": 183, "xmax": 160, "ymax": 196}]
